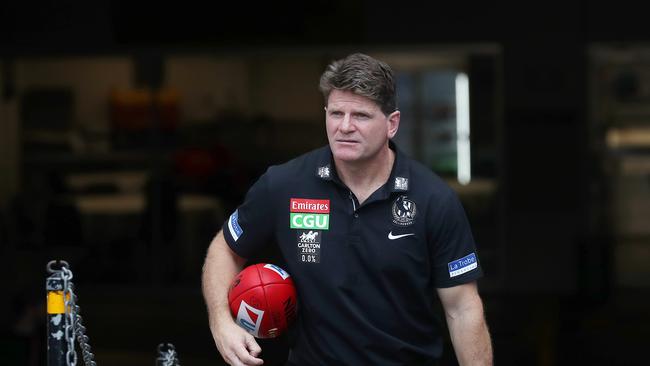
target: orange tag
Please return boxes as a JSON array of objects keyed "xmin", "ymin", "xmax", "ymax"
[{"xmin": 47, "ymin": 291, "xmax": 68, "ymax": 314}]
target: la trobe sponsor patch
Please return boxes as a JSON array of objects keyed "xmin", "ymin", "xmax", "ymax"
[{"xmin": 448, "ymin": 253, "xmax": 478, "ymax": 278}]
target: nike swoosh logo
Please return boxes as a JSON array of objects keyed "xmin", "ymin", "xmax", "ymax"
[{"xmin": 388, "ymin": 231, "xmax": 415, "ymax": 240}]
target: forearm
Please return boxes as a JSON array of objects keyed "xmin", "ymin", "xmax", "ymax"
[
  {"xmin": 446, "ymin": 300, "xmax": 493, "ymax": 366},
  {"xmin": 201, "ymin": 230, "xmax": 246, "ymax": 332}
]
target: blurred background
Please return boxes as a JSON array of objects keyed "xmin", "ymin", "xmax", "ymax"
[{"xmin": 1, "ymin": 1, "xmax": 649, "ymax": 365}]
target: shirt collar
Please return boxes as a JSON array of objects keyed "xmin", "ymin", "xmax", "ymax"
[
  {"xmin": 315, "ymin": 148, "xmax": 334, "ymax": 181},
  {"xmin": 315, "ymin": 140, "xmax": 410, "ymax": 192}
]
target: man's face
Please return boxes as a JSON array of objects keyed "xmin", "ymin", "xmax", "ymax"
[{"xmin": 325, "ymin": 89, "xmax": 400, "ymax": 165}]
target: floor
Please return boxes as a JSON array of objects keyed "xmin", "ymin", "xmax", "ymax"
[{"xmin": 5, "ymin": 281, "xmax": 650, "ymax": 366}]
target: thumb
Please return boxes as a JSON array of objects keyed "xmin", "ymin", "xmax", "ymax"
[{"xmin": 245, "ymin": 335, "xmax": 262, "ymax": 357}]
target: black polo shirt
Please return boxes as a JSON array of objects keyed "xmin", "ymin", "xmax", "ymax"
[{"xmin": 223, "ymin": 141, "xmax": 483, "ymax": 365}]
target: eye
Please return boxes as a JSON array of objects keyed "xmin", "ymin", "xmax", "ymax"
[
  {"xmin": 354, "ymin": 113, "xmax": 371, "ymax": 121},
  {"xmin": 329, "ymin": 110, "xmax": 344, "ymax": 117}
]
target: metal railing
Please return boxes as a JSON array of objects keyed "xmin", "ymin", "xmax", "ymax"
[{"xmin": 46, "ymin": 260, "xmax": 181, "ymax": 366}]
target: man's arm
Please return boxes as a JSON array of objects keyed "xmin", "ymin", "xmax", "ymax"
[
  {"xmin": 202, "ymin": 230, "xmax": 264, "ymax": 366},
  {"xmin": 437, "ymin": 281, "xmax": 493, "ymax": 366}
]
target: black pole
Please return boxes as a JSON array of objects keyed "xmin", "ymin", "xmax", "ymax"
[{"xmin": 46, "ymin": 268, "xmax": 67, "ymax": 366}]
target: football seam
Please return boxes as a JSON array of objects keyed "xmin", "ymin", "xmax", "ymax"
[{"xmin": 256, "ymin": 264, "xmax": 276, "ymax": 336}]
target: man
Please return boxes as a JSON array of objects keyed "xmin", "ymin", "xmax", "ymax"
[{"xmin": 202, "ymin": 53, "xmax": 493, "ymax": 365}]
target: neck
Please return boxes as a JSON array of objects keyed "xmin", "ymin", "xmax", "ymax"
[{"xmin": 334, "ymin": 145, "xmax": 395, "ymax": 203}]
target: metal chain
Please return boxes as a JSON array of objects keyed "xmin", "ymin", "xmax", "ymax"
[
  {"xmin": 157, "ymin": 343, "xmax": 181, "ymax": 366},
  {"xmin": 51, "ymin": 261, "xmax": 179, "ymax": 366},
  {"xmin": 61, "ymin": 266, "xmax": 97, "ymax": 366},
  {"xmin": 61, "ymin": 267, "xmax": 78, "ymax": 366},
  {"xmin": 74, "ymin": 302, "xmax": 97, "ymax": 366}
]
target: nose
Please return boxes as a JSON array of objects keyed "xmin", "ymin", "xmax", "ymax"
[{"xmin": 339, "ymin": 114, "xmax": 355, "ymax": 133}]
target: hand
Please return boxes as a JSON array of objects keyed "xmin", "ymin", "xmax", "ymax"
[{"xmin": 212, "ymin": 320, "xmax": 264, "ymax": 366}]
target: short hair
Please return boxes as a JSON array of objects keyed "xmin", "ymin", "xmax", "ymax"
[{"xmin": 319, "ymin": 53, "xmax": 397, "ymax": 115}]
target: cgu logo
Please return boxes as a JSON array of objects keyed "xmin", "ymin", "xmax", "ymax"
[
  {"xmin": 290, "ymin": 213, "xmax": 329, "ymax": 230},
  {"xmin": 236, "ymin": 300, "xmax": 264, "ymax": 338}
]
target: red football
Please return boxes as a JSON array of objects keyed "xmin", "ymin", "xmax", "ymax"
[{"xmin": 228, "ymin": 263, "xmax": 298, "ymax": 338}]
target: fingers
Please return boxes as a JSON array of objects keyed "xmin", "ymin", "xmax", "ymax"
[
  {"xmin": 246, "ymin": 335, "xmax": 262, "ymax": 357},
  {"xmin": 223, "ymin": 335, "xmax": 263, "ymax": 366},
  {"xmin": 226, "ymin": 352, "xmax": 263, "ymax": 366},
  {"xmin": 229, "ymin": 350, "xmax": 263, "ymax": 365},
  {"xmin": 213, "ymin": 321, "xmax": 264, "ymax": 366},
  {"xmin": 224, "ymin": 349, "xmax": 263, "ymax": 366},
  {"xmin": 234, "ymin": 335, "xmax": 263, "ymax": 365}
]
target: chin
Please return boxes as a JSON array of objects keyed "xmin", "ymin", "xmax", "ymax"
[{"xmin": 332, "ymin": 150, "xmax": 361, "ymax": 162}]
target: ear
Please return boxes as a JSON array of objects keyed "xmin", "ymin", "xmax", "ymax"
[{"xmin": 387, "ymin": 110, "xmax": 400, "ymax": 139}]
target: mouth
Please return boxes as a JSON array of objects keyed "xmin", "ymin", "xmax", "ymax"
[{"xmin": 336, "ymin": 139, "xmax": 359, "ymax": 144}]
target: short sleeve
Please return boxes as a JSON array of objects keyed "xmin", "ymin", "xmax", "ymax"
[
  {"xmin": 222, "ymin": 171, "xmax": 275, "ymax": 258},
  {"xmin": 428, "ymin": 190, "xmax": 484, "ymax": 288}
]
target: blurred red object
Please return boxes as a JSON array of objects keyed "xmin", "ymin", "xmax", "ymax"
[{"xmin": 173, "ymin": 147, "xmax": 218, "ymax": 178}]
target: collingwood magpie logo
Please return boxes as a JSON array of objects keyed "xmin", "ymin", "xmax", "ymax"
[{"xmin": 392, "ymin": 196, "xmax": 417, "ymax": 226}]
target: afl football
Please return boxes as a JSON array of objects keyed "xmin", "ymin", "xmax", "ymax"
[{"xmin": 228, "ymin": 263, "xmax": 298, "ymax": 338}]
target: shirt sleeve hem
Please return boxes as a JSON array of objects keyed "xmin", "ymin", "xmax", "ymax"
[
  {"xmin": 221, "ymin": 219, "xmax": 250, "ymax": 259},
  {"xmin": 435, "ymin": 270, "xmax": 484, "ymax": 289}
]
